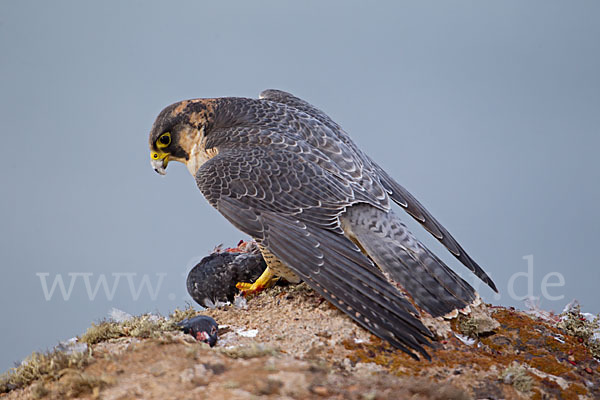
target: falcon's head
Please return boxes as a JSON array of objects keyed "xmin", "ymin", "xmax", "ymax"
[{"xmin": 149, "ymin": 99, "xmax": 218, "ymax": 176}]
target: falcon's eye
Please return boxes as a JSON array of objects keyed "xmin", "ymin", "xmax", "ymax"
[{"xmin": 157, "ymin": 132, "xmax": 171, "ymax": 148}]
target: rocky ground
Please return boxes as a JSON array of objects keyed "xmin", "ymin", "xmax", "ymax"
[{"xmin": 1, "ymin": 283, "xmax": 599, "ymax": 400}]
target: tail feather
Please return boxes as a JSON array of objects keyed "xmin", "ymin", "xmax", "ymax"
[{"xmin": 341, "ymin": 204, "xmax": 476, "ymax": 317}]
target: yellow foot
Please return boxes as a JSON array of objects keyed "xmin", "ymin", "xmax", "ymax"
[{"xmin": 236, "ymin": 267, "xmax": 277, "ymax": 296}]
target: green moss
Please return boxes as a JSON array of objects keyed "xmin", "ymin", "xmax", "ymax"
[
  {"xmin": 589, "ymin": 339, "xmax": 600, "ymax": 359},
  {"xmin": 80, "ymin": 321, "xmax": 123, "ymax": 344},
  {"xmin": 557, "ymin": 304, "xmax": 600, "ymax": 359},
  {"xmin": 499, "ymin": 362, "xmax": 533, "ymax": 393},
  {"xmin": 0, "ymin": 349, "xmax": 91, "ymax": 393},
  {"xmin": 80, "ymin": 309, "xmax": 202, "ymax": 345},
  {"xmin": 127, "ymin": 316, "xmax": 164, "ymax": 339},
  {"xmin": 558, "ymin": 305, "xmax": 598, "ymax": 341},
  {"xmin": 168, "ymin": 305, "xmax": 201, "ymax": 324},
  {"xmin": 457, "ymin": 313, "xmax": 499, "ymax": 339},
  {"xmin": 458, "ymin": 316, "xmax": 480, "ymax": 338}
]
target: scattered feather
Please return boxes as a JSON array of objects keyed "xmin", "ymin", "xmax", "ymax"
[
  {"xmin": 55, "ymin": 337, "xmax": 88, "ymax": 355},
  {"xmin": 109, "ymin": 308, "xmax": 133, "ymax": 323},
  {"xmin": 453, "ymin": 333, "xmax": 476, "ymax": 346},
  {"xmin": 236, "ymin": 328, "xmax": 259, "ymax": 338},
  {"xmin": 233, "ymin": 295, "xmax": 248, "ymax": 309}
]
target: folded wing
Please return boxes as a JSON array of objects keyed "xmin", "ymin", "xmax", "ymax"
[
  {"xmin": 197, "ymin": 146, "xmax": 433, "ymax": 359},
  {"xmin": 259, "ymin": 89, "xmax": 497, "ymax": 292}
]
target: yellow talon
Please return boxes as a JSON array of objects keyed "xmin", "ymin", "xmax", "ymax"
[{"xmin": 236, "ymin": 267, "xmax": 278, "ymax": 296}]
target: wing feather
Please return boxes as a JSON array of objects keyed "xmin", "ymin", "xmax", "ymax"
[
  {"xmin": 259, "ymin": 89, "xmax": 497, "ymax": 292},
  {"xmin": 260, "ymin": 210, "xmax": 433, "ymax": 359},
  {"xmin": 198, "ymin": 147, "xmax": 433, "ymax": 359}
]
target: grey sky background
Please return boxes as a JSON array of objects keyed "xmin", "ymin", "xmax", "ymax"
[{"xmin": 1, "ymin": 1, "xmax": 599, "ymax": 372}]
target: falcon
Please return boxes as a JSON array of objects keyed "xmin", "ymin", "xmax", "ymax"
[{"xmin": 148, "ymin": 89, "xmax": 497, "ymax": 359}]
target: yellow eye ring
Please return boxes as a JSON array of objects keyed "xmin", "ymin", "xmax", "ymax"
[{"xmin": 157, "ymin": 132, "xmax": 171, "ymax": 148}]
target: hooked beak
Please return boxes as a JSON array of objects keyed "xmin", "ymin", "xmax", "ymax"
[{"xmin": 151, "ymin": 152, "xmax": 169, "ymax": 175}]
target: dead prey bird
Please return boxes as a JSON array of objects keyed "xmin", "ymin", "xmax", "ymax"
[
  {"xmin": 186, "ymin": 241, "xmax": 266, "ymax": 308},
  {"xmin": 178, "ymin": 315, "xmax": 219, "ymax": 347}
]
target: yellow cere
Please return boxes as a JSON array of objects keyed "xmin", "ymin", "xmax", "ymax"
[{"xmin": 151, "ymin": 132, "xmax": 171, "ymax": 161}]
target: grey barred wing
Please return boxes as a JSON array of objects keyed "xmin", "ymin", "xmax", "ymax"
[
  {"xmin": 196, "ymin": 147, "xmax": 434, "ymax": 359},
  {"xmin": 259, "ymin": 89, "xmax": 497, "ymax": 292}
]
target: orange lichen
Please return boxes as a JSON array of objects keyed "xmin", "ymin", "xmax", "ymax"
[
  {"xmin": 340, "ymin": 306, "xmax": 600, "ymax": 398},
  {"xmin": 530, "ymin": 388, "xmax": 543, "ymax": 400},
  {"xmin": 560, "ymin": 382, "xmax": 588, "ymax": 400},
  {"xmin": 527, "ymin": 356, "xmax": 571, "ymax": 376}
]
